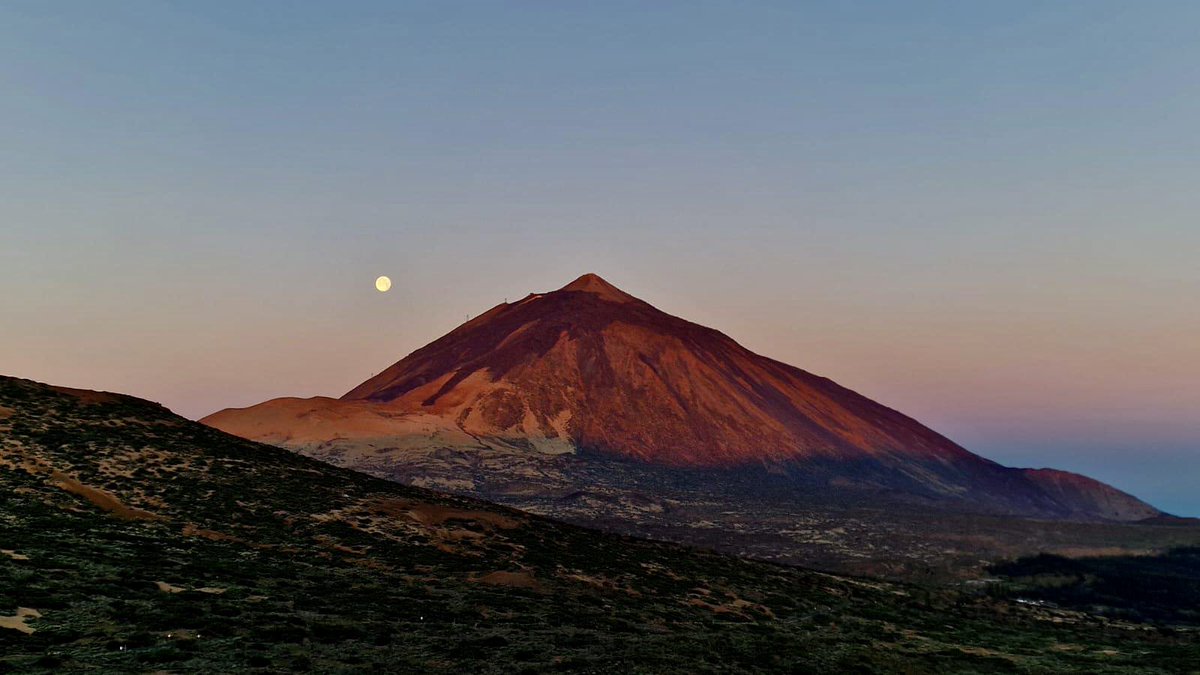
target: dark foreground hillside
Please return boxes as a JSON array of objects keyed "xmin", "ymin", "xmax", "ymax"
[
  {"xmin": 1, "ymin": 376, "xmax": 1197, "ymax": 673},
  {"xmin": 990, "ymin": 548, "xmax": 1200, "ymax": 627}
]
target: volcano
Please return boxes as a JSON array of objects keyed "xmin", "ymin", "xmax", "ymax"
[{"xmin": 204, "ymin": 273, "xmax": 1159, "ymax": 524}]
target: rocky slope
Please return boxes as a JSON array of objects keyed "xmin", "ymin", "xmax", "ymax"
[
  {"xmin": 205, "ymin": 274, "xmax": 1158, "ymax": 523},
  {"xmin": 9, "ymin": 375, "xmax": 1200, "ymax": 672}
]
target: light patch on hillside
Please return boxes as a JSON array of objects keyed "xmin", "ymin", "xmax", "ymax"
[{"xmin": 0, "ymin": 608, "xmax": 41, "ymax": 635}]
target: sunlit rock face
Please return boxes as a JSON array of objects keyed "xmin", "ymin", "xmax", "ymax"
[{"xmin": 204, "ymin": 273, "xmax": 1160, "ymax": 523}]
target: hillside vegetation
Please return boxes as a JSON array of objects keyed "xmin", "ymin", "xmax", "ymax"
[
  {"xmin": 1, "ymin": 376, "xmax": 1197, "ymax": 673},
  {"xmin": 990, "ymin": 548, "xmax": 1200, "ymax": 627}
]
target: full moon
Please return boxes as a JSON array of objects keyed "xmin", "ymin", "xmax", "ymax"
[{"xmin": 375, "ymin": 276, "xmax": 392, "ymax": 292}]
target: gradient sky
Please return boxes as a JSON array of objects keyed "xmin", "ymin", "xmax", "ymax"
[{"xmin": 2, "ymin": 2, "xmax": 1197, "ymax": 515}]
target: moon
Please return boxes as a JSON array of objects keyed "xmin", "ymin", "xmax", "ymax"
[{"xmin": 375, "ymin": 275, "xmax": 392, "ymax": 292}]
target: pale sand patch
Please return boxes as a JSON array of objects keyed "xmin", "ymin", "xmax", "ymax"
[
  {"xmin": 312, "ymin": 534, "xmax": 368, "ymax": 556},
  {"xmin": 181, "ymin": 523, "xmax": 241, "ymax": 542},
  {"xmin": 157, "ymin": 581, "xmax": 226, "ymax": 595},
  {"xmin": 470, "ymin": 570, "xmax": 542, "ymax": 591},
  {"xmin": 51, "ymin": 472, "xmax": 160, "ymax": 521},
  {"xmin": 0, "ymin": 608, "xmax": 41, "ymax": 635},
  {"xmin": 1, "ymin": 549, "xmax": 29, "ymax": 561}
]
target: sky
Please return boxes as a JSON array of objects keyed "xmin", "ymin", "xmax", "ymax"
[{"xmin": 2, "ymin": 2, "xmax": 1197, "ymax": 515}]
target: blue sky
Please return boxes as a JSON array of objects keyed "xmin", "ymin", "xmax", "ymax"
[{"xmin": 2, "ymin": 2, "xmax": 1198, "ymax": 514}]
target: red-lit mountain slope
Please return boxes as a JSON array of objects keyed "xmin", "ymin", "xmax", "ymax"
[{"xmin": 204, "ymin": 274, "xmax": 1159, "ymax": 522}]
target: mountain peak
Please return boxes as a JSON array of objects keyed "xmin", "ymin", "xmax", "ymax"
[
  {"xmin": 557, "ymin": 273, "xmax": 637, "ymax": 303},
  {"xmin": 206, "ymin": 275, "xmax": 1162, "ymax": 523}
]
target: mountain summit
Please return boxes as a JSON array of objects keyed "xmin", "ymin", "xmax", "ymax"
[
  {"xmin": 205, "ymin": 274, "xmax": 1159, "ymax": 523},
  {"xmin": 557, "ymin": 272, "xmax": 640, "ymax": 302}
]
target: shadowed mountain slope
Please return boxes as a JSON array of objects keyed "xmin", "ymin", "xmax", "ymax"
[{"xmin": 3, "ymin": 375, "xmax": 1199, "ymax": 672}]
